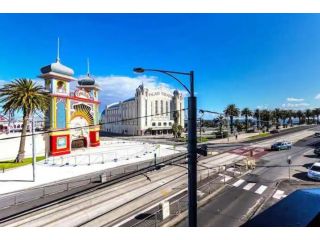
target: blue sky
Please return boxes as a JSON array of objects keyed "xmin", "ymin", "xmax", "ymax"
[{"xmin": 1, "ymin": 14, "xmax": 320, "ymax": 116}]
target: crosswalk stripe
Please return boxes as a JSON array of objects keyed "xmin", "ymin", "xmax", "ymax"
[
  {"xmin": 243, "ymin": 183, "xmax": 256, "ymax": 190},
  {"xmin": 255, "ymin": 185, "xmax": 268, "ymax": 194},
  {"xmin": 233, "ymin": 179, "xmax": 245, "ymax": 187},
  {"xmin": 273, "ymin": 190, "xmax": 286, "ymax": 199}
]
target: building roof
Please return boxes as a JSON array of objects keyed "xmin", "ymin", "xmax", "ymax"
[
  {"xmin": 41, "ymin": 61, "xmax": 74, "ymax": 76},
  {"xmin": 243, "ymin": 188, "xmax": 320, "ymax": 227},
  {"xmin": 122, "ymin": 97, "xmax": 135, "ymax": 103}
]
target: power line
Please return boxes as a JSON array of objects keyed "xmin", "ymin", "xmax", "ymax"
[{"xmin": 0, "ymin": 108, "xmax": 189, "ymax": 142}]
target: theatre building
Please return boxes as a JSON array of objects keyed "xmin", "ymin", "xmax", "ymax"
[
  {"xmin": 102, "ymin": 85, "xmax": 184, "ymax": 135},
  {"xmin": 40, "ymin": 54, "xmax": 100, "ymax": 156}
]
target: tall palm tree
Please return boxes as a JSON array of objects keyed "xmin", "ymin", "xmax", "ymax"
[
  {"xmin": 296, "ymin": 110, "xmax": 304, "ymax": 125},
  {"xmin": 224, "ymin": 104, "xmax": 240, "ymax": 134},
  {"xmin": 288, "ymin": 110, "xmax": 294, "ymax": 127},
  {"xmin": 279, "ymin": 109, "xmax": 289, "ymax": 127},
  {"xmin": 305, "ymin": 109, "xmax": 312, "ymax": 124},
  {"xmin": 241, "ymin": 107, "xmax": 253, "ymax": 133},
  {"xmin": 313, "ymin": 108, "xmax": 320, "ymax": 124},
  {"xmin": 272, "ymin": 108, "xmax": 281, "ymax": 129},
  {"xmin": 254, "ymin": 109, "xmax": 261, "ymax": 130},
  {"xmin": 261, "ymin": 109, "xmax": 272, "ymax": 131},
  {"xmin": 0, "ymin": 79, "xmax": 49, "ymax": 163}
]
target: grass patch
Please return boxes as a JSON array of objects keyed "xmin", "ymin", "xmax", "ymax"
[
  {"xmin": 0, "ymin": 156, "xmax": 45, "ymax": 170},
  {"xmin": 248, "ymin": 133, "xmax": 271, "ymax": 140}
]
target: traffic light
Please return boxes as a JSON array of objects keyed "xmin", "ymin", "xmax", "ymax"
[{"xmin": 197, "ymin": 144, "xmax": 208, "ymax": 156}]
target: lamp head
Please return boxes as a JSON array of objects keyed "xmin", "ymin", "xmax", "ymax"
[{"xmin": 133, "ymin": 67, "xmax": 145, "ymax": 73}]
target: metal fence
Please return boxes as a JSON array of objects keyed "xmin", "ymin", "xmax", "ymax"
[
  {"xmin": 126, "ymin": 163, "xmax": 246, "ymax": 227},
  {"xmin": 0, "ymin": 152, "xmax": 187, "ymax": 211}
]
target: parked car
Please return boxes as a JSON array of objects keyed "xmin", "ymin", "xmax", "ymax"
[
  {"xmin": 315, "ymin": 132, "xmax": 320, "ymax": 137},
  {"xmin": 307, "ymin": 162, "xmax": 320, "ymax": 181},
  {"xmin": 271, "ymin": 141, "xmax": 292, "ymax": 151},
  {"xmin": 314, "ymin": 147, "xmax": 320, "ymax": 156},
  {"xmin": 270, "ymin": 129, "xmax": 280, "ymax": 134}
]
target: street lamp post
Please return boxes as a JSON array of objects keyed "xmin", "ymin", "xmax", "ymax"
[
  {"xmin": 133, "ymin": 67, "xmax": 197, "ymax": 227},
  {"xmin": 32, "ymin": 115, "xmax": 36, "ymax": 182}
]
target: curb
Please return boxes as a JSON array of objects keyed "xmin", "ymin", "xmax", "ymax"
[{"xmin": 161, "ymin": 170, "xmax": 251, "ymax": 227}]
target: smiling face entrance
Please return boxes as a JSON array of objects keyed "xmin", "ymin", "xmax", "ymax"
[{"xmin": 70, "ymin": 115, "xmax": 90, "ymax": 149}]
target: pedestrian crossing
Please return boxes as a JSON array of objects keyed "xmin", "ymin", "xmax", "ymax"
[
  {"xmin": 229, "ymin": 177, "xmax": 288, "ymax": 200},
  {"xmin": 212, "ymin": 169, "xmax": 289, "ymax": 202}
]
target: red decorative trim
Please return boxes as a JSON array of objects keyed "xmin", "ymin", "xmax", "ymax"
[
  {"xmin": 90, "ymin": 142, "xmax": 100, "ymax": 147},
  {"xmin": 50, "ymin": 150, "xmax": 71, "ymax": 156},
  {"xmin": 50, "ymin": 94, "xmax": 100, "ymax": 104}
]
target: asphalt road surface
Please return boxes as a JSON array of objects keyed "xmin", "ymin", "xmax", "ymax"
[{"xmin": 177, "ymin": 126, "xmax": 320, "ymax": 227}]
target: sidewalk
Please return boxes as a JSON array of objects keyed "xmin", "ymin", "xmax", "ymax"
[{"xmin": 206, "ymin": 125, "xmax": 306, "ymax": 144}]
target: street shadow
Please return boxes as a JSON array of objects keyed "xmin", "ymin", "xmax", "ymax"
[
  {"xmin": 304, "ymin": 154, "xmax": 319, "ymax": 159},
  {"xmin": 135, "ymin": 213, "xmax": 155, "ymax": 220},
  {"xmin": 303, "ymin": 163, "xmax": 314, "ymax": 169},
  {"xmin": 292, "ymin": 172, "xmax": 317, "ymax": 182}
]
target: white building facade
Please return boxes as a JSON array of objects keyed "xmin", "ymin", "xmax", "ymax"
[{"xmin": 103, "ymin": 85, "xmax": 184, "ymax": 135}]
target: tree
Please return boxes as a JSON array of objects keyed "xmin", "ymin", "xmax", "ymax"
[
  {"xmin": 254, "ymin": 109, "xmax": 261, "ymax": 130},
  {"xmin": 172, "ymin": 123, "xmax": 183, "ymax": 138},
  {"xmin": 288, "ymin": 110, "xmax": 294, "ymax": 127},
  {"xmin": 313, "ymin": 108, "xmax": 320, "ymax": 124},
  {"xmin": 241, "ymin": 107, "xmax": 253, "ymax": 133},
  {"xmin": 305, "ymin": 109, "xmax": 312, "ymax": 124},
  {"xmin": 296, "ymin": 110, "xmax": 304, "ymax": 125},
  {"xmin": 272, "ymin": 108, "xmax": 281, "ymax": 129},
  {"xmin": 0, "ymin": 79, "xmax": 49, "ymax": 163},
  {"xmin": 279, "ymin": 109, "xmax": 289, "ymax": 128},
  {"xmin": 260, "ymin": 109, "xmax": 272, "ymax": 131},
  {"xmin": 224, "ymin": 104, "xmax": 240, "ymax": 134}
]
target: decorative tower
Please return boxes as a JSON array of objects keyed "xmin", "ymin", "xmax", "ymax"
[
  {"xmin": 39, "ymin": 38, "xmax": 76, "ymax": 156},
  {"xmin": 76, "ymin": 59, "xmax": 100, "ymax": 147}
]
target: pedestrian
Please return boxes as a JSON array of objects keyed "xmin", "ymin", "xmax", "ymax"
[{"xmin": 235, "ymin": 132, "xmax": 238, "ymax": 140}]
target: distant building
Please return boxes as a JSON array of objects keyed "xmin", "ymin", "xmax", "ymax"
[{"xmin": 102, "ymin": 85, "xmax": 184, "ymax": 135}]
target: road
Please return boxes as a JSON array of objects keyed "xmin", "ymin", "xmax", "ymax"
[
  {"xmin": 177, "ymin": 126, "xmax": 320, "ymax": 227},
  {"xmin": 0, "ymin": 125, "xmax": 318, "ymax": 227}
]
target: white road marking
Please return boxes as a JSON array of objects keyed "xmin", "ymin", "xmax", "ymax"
[
  {"xmin": 243, "ymin": 183, "xmax": 256, "ymax": 191},
  {"xmin": 226, "ymin": 167, "xmax": 241, "ymax": 174},
  {"xmin": 232, "ymin": 179, "xmax": 245, "ymax": 187},
  {"xmin": 255, "ymin": 185, "xmax": 268, "ymax": 195},
  {"xmin": 273, "ymin": 190, "xmax": 286, "ymax": 199},
  {"xmin": 218, "ymin": 174, "xmax": 233, "ymax": 182}
]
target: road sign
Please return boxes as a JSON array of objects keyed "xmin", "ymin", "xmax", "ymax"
[
  {"xmin": 161, "ymin": 201, "xmax": 170, "ymax": 220},
  {"xmin": 287, "ymin": 156, "xmax": 292, "ymax": 165}
]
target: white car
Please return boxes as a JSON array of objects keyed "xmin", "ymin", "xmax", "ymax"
[{"xmin": 307, "ymin": 162, "xmax": 320, "ymax": 181}]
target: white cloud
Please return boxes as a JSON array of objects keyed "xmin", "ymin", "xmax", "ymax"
[
  {"xmin": 0, "ymin": 79, "xmax": 8, "ymax": 87},
  {"xmin": 315, "ymin": 94, "xmax": 320, "ymax": 100},
  {"xmin": 286, "ymin": 97, "xmax": 304, "ymax": 102},
  {"xmin": 75, "ymin": 74, "xmax": 186, "ymax": 106},
  {"xmin": 281, "ymin": 102, "xmax": 310, "ymax": 108}
]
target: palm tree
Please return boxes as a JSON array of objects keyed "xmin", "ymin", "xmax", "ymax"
[
  {"xmin": 305, "ymin": 109, "xmax": 312, "ymax": 124},
  {"xmin": 288, "ymin": 110, "xmax": 294, "ymax": 127},
  {"xmin": 261, "ymin": 109, "xmax": 272, "ymax": 131},
  {"xmin": 272, "ymin": 108, "xmax": 281, "ymax": 129},
  {"xmin": 313, "ymin": 108, "xmax": 320, "ymax": 124},
  {"xmin": 280, "ymin": 109, "xmax": 289, "ymax": 127},
  {"xmin": 0, "ymin": 79, "xmax": 49, "ymax": 163},
  {"xmin": 241, "ymin": 107, "xmax": 252, "ymax": 133},
  {"xmin": 296, "ymin": 110, "xmax": 304, "ymax": 125},
  {"xmin": 224, "ymin": 104, "xmax": 240, "ymax": 134},
  {"xmin": 254, "ymin": 109, "xmax": 261, "ymax": 130}
]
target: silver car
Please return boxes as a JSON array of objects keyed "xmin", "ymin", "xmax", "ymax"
[{"xmin": 307, "ymin": 162, "xmax": 320, "ymax": 181}]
